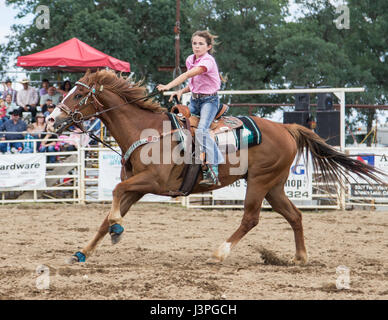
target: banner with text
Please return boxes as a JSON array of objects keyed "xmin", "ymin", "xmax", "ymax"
[
  {"xmin": 213, "ymin": 155, "xmax": 313, "ymax": 201},
  {"xmin": 0, "ymin": 153, "xmax": 46, "ymax": 190},
  {"xmin": 348, "ymin": 150, "xmax": 388, "ymax": 198},
  {"xmin": 98, "ymin": 151, "xmax": 171, "ymax": 202}
]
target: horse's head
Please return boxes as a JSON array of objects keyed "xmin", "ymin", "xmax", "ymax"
[{"xmin": 46, "ymin": 74, "xmax": 104, "ymax": 134}]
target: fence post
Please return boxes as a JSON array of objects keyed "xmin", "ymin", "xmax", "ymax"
[{"xmin": 79, "ymin": 145, "xmax": 85, "ymax": 204}]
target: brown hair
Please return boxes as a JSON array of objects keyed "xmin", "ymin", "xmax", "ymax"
[
  {"xmin": 191, "ymin": 30, "xmax": 227, "ymax": 83},
  {"xmin": 191, "ymin": 30, "xmax": 218, "ymax": 55}
]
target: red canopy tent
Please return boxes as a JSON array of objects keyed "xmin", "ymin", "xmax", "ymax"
[{"xmin": 17, "ymin": 38, "xmax": 130, "ymax": 72}]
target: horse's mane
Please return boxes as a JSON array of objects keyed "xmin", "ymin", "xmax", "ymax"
[{"xmin": 79, "ymin": 69, "xmax": 166, "ymax": 113}]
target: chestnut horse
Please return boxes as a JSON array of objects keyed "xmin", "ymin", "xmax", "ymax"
[{"xmin": 47, "ymin": 70, "xmax": 385, "ymax": 265}]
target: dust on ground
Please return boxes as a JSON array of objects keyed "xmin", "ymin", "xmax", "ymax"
[{"xmin": 0, "ymin": 203, "xmax": 386, "ymax": 300}]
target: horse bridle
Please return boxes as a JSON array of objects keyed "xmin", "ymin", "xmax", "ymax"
[
  {"xmin": 53, "ymin": 80, "xmax": 162, "ymax": 156},
  {"xmin": 54, "ymin": 81, "xmax": 160, "ymax": 133},
  {"xmin": 54, "ymin": 81, "xmax": 104, "ymax": 132}
]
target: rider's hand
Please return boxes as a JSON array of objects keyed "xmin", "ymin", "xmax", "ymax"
[
  {"xmin": 156, "ymin": 84, "xmax": 169, "ymax": 92},
  {"xmin": 169, "ymin": 90, "xmax": 182, "ymax": 102}
]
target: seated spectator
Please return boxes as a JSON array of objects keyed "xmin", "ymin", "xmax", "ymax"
[
  {"xmin": 0, "ymin": 110, "xmax": 27, "ymax": 153},
  {"xmin": 43, "ymin": 103, "xmax": 56, "ymax": 118},
  {"xmin": 3, "ymin": 94, "xmax": 19, "ymax": 115},
  {"xmin": 54, "ymin": 127, "xmax": 89, "ymax": 152},
  {"xmin": 39, "ymin": 79, "xmax": 50, "ymax": 98},
  {"xmin": 31, "ymin": 112, "xmax": 47, "ymax": 149},
  {"xmin": 84, "ymin": 116, "xmax": 101, "ymax": 145},
  {"xmin": 38, "ymin": 133, "xmax": 59, "ymax": 163},
  {"xmin": 57, "ymin": 80, "xmax": 73, "ymax": 98},
  {"xmin": 16, "ymin": 78, "xmax": 39, "ymax": 122},
  {"xmin": 21, "ymin": 124, "xmax": 36, "ymax": 153},
  {"xmin": 0, "ymin": 99, "xmax": 7, "ymax": 125},
  {"xmin": 41, "ymin": 98, "xmax": 55, "ymax": 115},
  {"xmin": 31, "ymin": 112, "xmax": 46, "ymax": 136},
  {"xmin": 1, "ymin": 79, "xmax": 17, "ymax": 102},
  {"xmin": 39, "ymin": 86, "xmax": 62, "ymax": 107}
]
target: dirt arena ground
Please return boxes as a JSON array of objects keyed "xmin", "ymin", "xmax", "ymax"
[{"xmin": 0, "ymin": 203, "xmax": 386, "ymax": 300}]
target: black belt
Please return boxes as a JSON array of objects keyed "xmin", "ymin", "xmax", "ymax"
[{"xmin": 192, "ymin": 92, "xmax": 218, "ymax": 99}]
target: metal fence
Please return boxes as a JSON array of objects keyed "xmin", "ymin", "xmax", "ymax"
[{"xmin": 0, "ymin": 139, "xmax": 386, "ymax": 209}]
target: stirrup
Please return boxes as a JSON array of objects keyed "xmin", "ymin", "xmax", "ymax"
[{"xmin": 199, "ymin": 165, "xmax": 220, "ymax": 186}]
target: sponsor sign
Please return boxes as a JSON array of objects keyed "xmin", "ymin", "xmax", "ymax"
[
  {"xmin": 98, "ymin": 151, "xmax": 171, "ymax": 202},
  {"xmin": 213, "ymin": 155, "xmax": 313, "ymax": 201},
  {"xmin": 0, "ymin": 154, "xmax": 46, "ymax": 190},
  {"xmin": 348, "ymin": 150, "xmax": 388, "ymax": 198}
]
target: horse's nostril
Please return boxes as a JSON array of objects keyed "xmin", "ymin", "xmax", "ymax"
[{"xmin": 48, "ymin": 118, "xmax": 55, "ymax": 123}]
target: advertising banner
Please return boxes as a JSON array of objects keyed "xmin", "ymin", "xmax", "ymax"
[
  {"xmin": 213, "ymin": 155, "xmax": 313, "ymax": 201},
  {"xmin": 98, "ymin": 151, "xmax": 171, "ymax": 202},
  {"xmin": 348, "ymin": 150, "xmax": 388, "ymax": 198},
  {"xmin": 0, "ymin": 153, "xmax": 46, "ymax": 190}
]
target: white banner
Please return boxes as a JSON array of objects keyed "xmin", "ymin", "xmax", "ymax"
[
  {"xmin": 212, "ymin": 179, "xmax": 247, "ymax": 200},
  {"xmin": 98, "ymin": 151, "xmax": 122, "ymax": 201},
  {"xmin": 348, "ymin": 150, "xmax": 388, "ymax": 198},
  {"xmin": 213, "ymin": 155, "xmax": 313, "ymax": 201},
  {"xmin": 0, "ymin": 154, "xmax": 46, "ymax": 190},
  {"xmin": 285, "ymin": 155, "xmax": 313, "ymax": 200},
  {"xmin": 98, "ymin": 151, "xmax": 171, "ymax": 202}
]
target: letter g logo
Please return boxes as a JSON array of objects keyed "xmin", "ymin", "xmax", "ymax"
[{"xmin": 291, "ymin": 164, "xmax": 305, "ymax": 175}]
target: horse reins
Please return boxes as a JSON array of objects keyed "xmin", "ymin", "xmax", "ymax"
[{"xmin": 56, "ymin": 81, "xmax": 162, "ymax": 157}]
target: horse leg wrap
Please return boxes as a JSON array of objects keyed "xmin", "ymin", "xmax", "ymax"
[
  {"xmin": 109, "ymin": 223, "xmax": 124, "ymax": 236},
  {"xmin": 73, "ymin": 251, "xmax": 86, "ymax": 262}
]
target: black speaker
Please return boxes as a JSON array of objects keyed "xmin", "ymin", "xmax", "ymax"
[
  {"xmin": 283, "ymin": 111, "xmax": 311, "ymax": 129},
  {"xmin": 317, "ymin": 92, "xmax": 333, "ymax": 110},
  {"xmin": 316, "ymin": 111, "xmax": 340, "ymax": 146}
]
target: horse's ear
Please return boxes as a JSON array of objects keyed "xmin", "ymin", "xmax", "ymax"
[{"xmin": 84, "ymin": 69, "xmax": 91, "ymax": 78}]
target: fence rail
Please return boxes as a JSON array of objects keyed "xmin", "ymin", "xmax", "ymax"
[{"xmin": 0, "ymin": 141, "xmax": 386, "ymax": 209}]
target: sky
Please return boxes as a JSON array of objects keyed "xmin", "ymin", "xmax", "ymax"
[{"xmin": 0, "ymin": 0, "xmax": 34, "ymax": 87}]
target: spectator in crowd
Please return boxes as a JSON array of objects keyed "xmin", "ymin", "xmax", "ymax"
[
  {"xmin": 43, "ymin": 104, "xmax": 55, "ymax": 118},
  {"xmin": 39, "ymin": 86, "xmax": 62, "ymax": 107},
  {"xmin": 41, "ymin": 98, "xmax": 55, "ymax": 115},
  {"xmin": 16, "ymin": 78, "xmax": 39, "ymax": 122},
  {"xmin": 31, "ymin": 112, "xmax": 47, "ymax": 149},
  {"xmin": 58, "ymin": 80, "xmax": 73, "ymax": 98},
  {"xmin": 21, "ymin": 124, "xmax": 36, "ymax": 153},
  {"xmin": 38, "ymin": 133, "xmax": 58, "ymax": 163},
  {"xmin": 0, "ymin": 99, "xmax": 7, "ymax": 125},
  {"xmin": 1, "ymin": 79, "xmax": 17, "ymax": 102},
  {"xmin": 84, "ymin": 116, "xmax": 101, "ymax": 145},
  {"xmin": 39, "ymin": 79, "xmax": 50, "ymax": 97},
  {"xmin": 56, "ymin": 129, "xmax": 85, "ymax": 152},
  {"xmin": 31, "ymin": 112, "xmax": 46, "ymax": 135},
  {"xmin": 0, "ymin": 109, "xmax": 27, "ymax": 153},
  {"xmin": 4, "ymin": 94, "xmax": 19, "ymax": 115}
]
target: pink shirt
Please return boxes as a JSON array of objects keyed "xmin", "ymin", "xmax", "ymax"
[{"xmin": 186, "ymin": 53, "xmax": 221, "ymax": 94}]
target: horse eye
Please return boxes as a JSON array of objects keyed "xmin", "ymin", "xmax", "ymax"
[{"xmin": 74, "ymin": 94, "xmax": 83, "ymax": 100}]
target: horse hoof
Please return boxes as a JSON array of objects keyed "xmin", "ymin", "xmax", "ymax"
[
  {"xmin": 67, "ymin": 251, "xmax": 86, "ymax": 264},
  {"xmin": 206, "ymin": 256, "xmax": 223, "ymax": 264},
  {"xmin": 109, "ymin": 224, "xmax": 124, "ymax": 245},
  {"xmin": 111, "ymin": 232, "xmax": 123, "ymax": 245},
  {"xmin": 291, "ymin": 256, "xmax": 308, "ymax": 266}
]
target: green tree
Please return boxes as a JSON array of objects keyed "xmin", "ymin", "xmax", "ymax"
[
  {"xmin": 184, "ymin": 0, "xmax": 289, "ymax": 116},
  {"xmin": 281, "ymin": 0, "xmax": 388, "ymax": 145}
]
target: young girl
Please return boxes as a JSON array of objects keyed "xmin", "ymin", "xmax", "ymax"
[{"xmin": 157, "ymin": 30, "xmax": 224, "ymax": 185}]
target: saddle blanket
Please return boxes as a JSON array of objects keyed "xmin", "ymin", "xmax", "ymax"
[{"xmin": 167, "ymin": 113, "xmax": 261, "ymax": 155}]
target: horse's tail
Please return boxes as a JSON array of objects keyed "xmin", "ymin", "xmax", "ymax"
[{"xmin": 284, "ymin": 123, "xmax": 386, "ymax": 186}]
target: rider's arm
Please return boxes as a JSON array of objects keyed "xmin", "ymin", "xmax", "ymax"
[
  {"xmin": 179, "ymin": 86, "xmax": 191, "ymax": 94},
  {"xmin": 159, "ymin": 67, "xmax": 206, "ymax": 91}
]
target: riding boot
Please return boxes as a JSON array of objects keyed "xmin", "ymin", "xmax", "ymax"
[{"xmin": 199, "ymin": 164, "xmax": 220, "ymax": 186}]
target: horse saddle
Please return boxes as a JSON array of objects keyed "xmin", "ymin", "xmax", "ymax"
[{"xmin": 171, "ymin": 104, "xmax": 243, "ymax": 136}]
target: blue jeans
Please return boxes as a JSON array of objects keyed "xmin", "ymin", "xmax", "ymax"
[
  {"xmin": 189, "ymin": 95, "xmax": 225, "ymax": 165},
  {"xmin": 39, "ymin": 145, "xmax": 57, "ymax": 163},
  {"xmin": 0, "ymin": 141, "xmax": 23, "ymax": 153}
]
